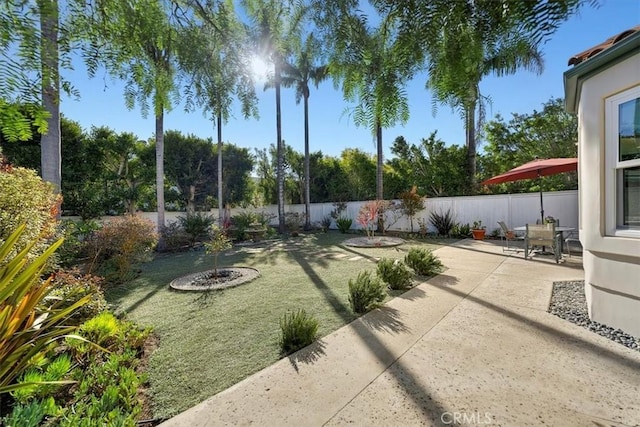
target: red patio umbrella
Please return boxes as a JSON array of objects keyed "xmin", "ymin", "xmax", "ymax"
[{"xmin": 481, "ymin": 158, "xmax": 578, "ymax": 223}]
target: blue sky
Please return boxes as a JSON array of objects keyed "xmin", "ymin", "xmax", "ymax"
[{"xmin": 60, "ymin": 0, "xmax": 640, "ymax": 160}]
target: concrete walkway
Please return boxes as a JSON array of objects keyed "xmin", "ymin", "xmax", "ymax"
[{"xmin": 161, "ymin": 240, "xmax": 640, "ymax": 426}]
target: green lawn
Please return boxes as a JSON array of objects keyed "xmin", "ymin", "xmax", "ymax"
[{"xmin": 106, "ymin": 232, "xmax": 452, "ymax": 419}]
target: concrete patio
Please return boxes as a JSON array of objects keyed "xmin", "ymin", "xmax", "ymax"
[{"xmin": 161, "ymin": 240, "xmax": 640, "ymax": 426}]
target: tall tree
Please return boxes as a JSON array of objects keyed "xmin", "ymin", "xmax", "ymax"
[
  {"xmin": 38, "ymin": 0, "xmax": 61, "ymax": 192},
  {"xmin": 330, "ymin": 13, "xmax": 412, "ymax": 230},
  {"xmin": 242, "ymin": 0, "xmax": 301, "ymax": 232},
  {"xmin": 481, "ymin": 97, "xmax": 578, "ymax": 193},
  {"xmin": 178, "ymin": 0, "xmax": 258, "ymax": 224},
  {"xmin": 279, "ymin": 33, "xmax": 328, "ymax": 230},
  {"xmin": 425, "ymin": 16, "xmax": 543, "ymax": 188},
  {"xmin": 88, "ymin": 0, "xmax": 180, "ymax": 233}
]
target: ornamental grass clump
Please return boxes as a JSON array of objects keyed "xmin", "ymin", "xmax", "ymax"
[
  {"xmin": 348, "ymin": 271, "xmax": 387, "ymax": 314},
  {"xmin": 279, "ymin": 309, "xmax": 319, "ymax": 355},
  {"xmin": 405, "ymin": 247, "xmax": 444, "ymax": 277},
  {"xmin": 376, "ymin": 258, "xmax": 412, "ymax": 290}
]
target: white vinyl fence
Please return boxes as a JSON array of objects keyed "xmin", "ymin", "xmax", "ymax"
[{"xmin": 93, "ymin": 190, "xmax": 578, "ymax": 235}]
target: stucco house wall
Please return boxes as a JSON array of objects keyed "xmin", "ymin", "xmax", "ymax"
[{"xmin": 565, "ymin": 31, "xmax": 640, "ymax": 336}]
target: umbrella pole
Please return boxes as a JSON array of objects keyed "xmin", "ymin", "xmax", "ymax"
[{"xmin": 539, "ymin": 172, "xmax": 544, "ymax": 223}]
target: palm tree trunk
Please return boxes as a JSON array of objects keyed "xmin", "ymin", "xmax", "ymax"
[
  {"xmin": 275, "ymin": 59, "xmax": 285, "ymax": 233},
  {"xmin": 303, "ymin": 94, "xmax": 311, "ymax": 231},
  {"xmin": 465, "ymin": 104, "xmax": 477, "ymax": 190},
  {"xmin": 217, "ymin": 112, "xmax": 223, "ymax": 226},
  {"xmin": 39, "ymin": 0, "xmax": 61, "ymax": 194},
  {"xmin": 376, "ymin": 118, "xmax": 384, "ymax": 232},
  {"xmin": 156, "ymin": 109, "xmax": 165, "ymax": 233}
]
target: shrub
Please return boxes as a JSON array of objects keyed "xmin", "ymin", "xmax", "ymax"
[
  {"xmin": 85, "ymin": 215, "xmax": 158, "ymax": 284},
  {"xmin": 279, "ymin": 309, "xmax": 319, "ymax": 355},
  {"xmin": 320, "ymin": 215, "xmax": 332, "ymax": 232},
  {"xmin": 0, "ymin": 225, "xmax": 91, "ymax": 395},
  {"xmin": 336, "ymin": 217, "xmax": 352, "ymax": 233},
  {"xmin": 57, "ymin": 219, "xmax": 101, "ymax": 267},
  {"xmin": 177, "ymin": 212, "xmax": 215, "ymax": 245},
  {"xmin": 348, "ymin": 271, "xmax": 387, "ymax": 313},
  {"xmin": 47, "ymin": 268, "xmax": 107, "ymax": 325},
  {"xmin": 404, "ymin": 248, "xmax": 444, "ymax": 277},
  {"xmin": 429, "ymin": 209, "xmax": 455, "ymax": 237},
  {"xmin": 0, "ymin": 166, "xmax": 62, "ymax": 269},
  {"xmin": 285, "ymin": 212, "xmax": 303, "ymax": 234},
  {"xmin": 376, "ymin": 258, "xmax": 412, "ymax": 290},
  {"xmin": 450, "ymin": 223, "xmax": 471, "ymax": 238},
  {"xmin": 158, "ymin": 220, "xmax": 191, "ymax": 252}
]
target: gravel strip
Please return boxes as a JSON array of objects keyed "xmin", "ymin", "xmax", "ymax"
[{"xmin": 549, "ymin": 280, "xmax": 639, "ymax": 352}]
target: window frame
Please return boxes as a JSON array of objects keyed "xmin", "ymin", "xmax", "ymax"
[{"xmin": 605, "ymin": 85, "xmax": 640, "ymax": 238}]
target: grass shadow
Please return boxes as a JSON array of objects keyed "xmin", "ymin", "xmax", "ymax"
[
  {"xmin": 359, "ymin": 306, "xmax": 410, "ymax": 334},
  {"xmin": 287, "ymin": 340, "xmax": 327, "ymax": 373}
]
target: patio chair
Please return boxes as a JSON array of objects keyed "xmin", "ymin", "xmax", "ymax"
[
  {"xmin": 564, "ymin": 230, "xmax": 582, "ymax": 257},
  {"xmin": 524, "ymin": 223, "xmax": 562, "ymax": 263},
  {"xmin": 497, "ymin": 221, "xmax": 523, "ymax": 252}
]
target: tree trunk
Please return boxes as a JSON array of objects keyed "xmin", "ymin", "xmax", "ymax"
[
  {"xmin": 217, "ymin": 112, "xmax": 223, "ymax": 226},
  {"xmin": 39, "ymin": 0, "xmax": 61, "ymax": 194},
  {"xmin": 187, "ymin": 185, "xmax": 196, "ymax": 215},
  {"xmin": 465, "ymin": 104, "xmax": 477, "ymax": 190},
  {"xmin": 275, "ymin": 59, "xmax": 285, "ymax": 233},
  {"xmin": 156, "ymin": 109, "xmax": 165, "ymax": 232},
  {"xmin": 376, "ymin": 119, "xmax": 384, "ymax": 232},
  {"xmin": 303, "ymin": 94, "xmax": 311, "ymax": 231}
]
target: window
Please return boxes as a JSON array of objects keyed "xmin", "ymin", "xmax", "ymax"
[{"xmin": 606, "ymin": 86, "xmax": 640, "ymax": 236}]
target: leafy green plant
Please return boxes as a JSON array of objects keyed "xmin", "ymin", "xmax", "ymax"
[
  {"xmin": 11, "ymin": 355, "xmax": 72, "ymax": 404},
  {"xmin": 177, "ymin": 212, "xmax": 215, "ymax": 246},
  {"xmin": 204, "ymin": 225, "xmax": 233, "ymax": 277},
  {"xmin": 336, "ymin": 217, "xmax": 352, "ymax": 233},
  {"xmin": 1, "ymin": 397, "xmax": 59, "ymax": 427},
  {"xmin": 0, "ymin": 224, "xmax": 90, "ymax": 395},
  {"xmin": 46, "ymin": 268, "xmax": 107, "ymax": 325},
  {"xmin": 85, "ymin": 215, "xmax": 158, "ymax": 284},
  {"xmin": 0, "ymin": 166, "xmax": 62, "ymax": 270},
  {"xmin": 158, "ymin": 220, "xmax": 191, "ymax": 252},
  {"xmin": 320, "ymin": 215, "xmax": 332, "ymax": 232},
  {"xmin": 405, "ymin": 248, "xmax": 444, "ymax": 277},
  {"xmin": 57, "ymin": 219, "xmax": 101, "ymax": 267},
  {"xmin": 429, "ymin": 209, "xmax": 455, "ymax": 237},
  {"xmin": 472, "ymin": 220, "xmax": 485, "ymax": 230},
  {"xmin": 450, "ymin": 223, "xmax": 471, "ymax": 238},
  {"xmin": 376, "ymin": 258, "xmax": 412, "ymax": 290},
  {"xmin": 279, "ymin": 309, "xmax": 319, "ymax": 355},
  {"xmin": 348, "ymin": 271, "xmax": 387, "ymax": 313},
  {"xmin": 285, "ymin": 212, "xmax": 303, "ymax": 234}
]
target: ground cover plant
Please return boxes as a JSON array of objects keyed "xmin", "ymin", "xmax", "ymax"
[{"xmin": 105, "ymin": 232, "xmax": 451, "ymax": 419}]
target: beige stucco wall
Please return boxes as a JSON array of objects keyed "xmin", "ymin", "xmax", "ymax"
[{"xmin": 577, "ymin": 53, "xmax": 640, "ymax": 337}]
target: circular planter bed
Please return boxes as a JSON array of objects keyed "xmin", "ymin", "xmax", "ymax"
[
  {"xmin": 343, "ymin": 236, "xmax": 405, "ymax": 248},
  {"xmin": 169, "ymin": 267, "xmax": 260, "ymax": 291}
]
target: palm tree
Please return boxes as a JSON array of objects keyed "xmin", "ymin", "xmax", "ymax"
[
  {"xmin": 278, "ymin": 33, "xmax": 328, "ymax": 230},
  {"xmin": 177, "ymin": 5, "xmax": 258, "ymax": 224},
  {"xmin": 242, "ymin": 0, "xmax": 300, "ymax": 233},
  {"xmin": 330, "ymin": 15, "xmax": 412, "ymax": 231},
  {"xmin": 426, "ymin": 17, "xmax": 543, "ymax": 188}
]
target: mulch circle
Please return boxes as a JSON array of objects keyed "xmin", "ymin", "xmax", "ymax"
[
  {"xmin": 342, "ymin": 236, "xmax": 405, "ymax": 248},
  {"xmin": 169, "ymin": 267, "xmax": 260, "ymax": 291}
]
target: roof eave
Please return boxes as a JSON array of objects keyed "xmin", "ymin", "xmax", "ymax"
[{"xmin": 564, "ymin": 32, "xmax": 640, "ymax": 113}]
